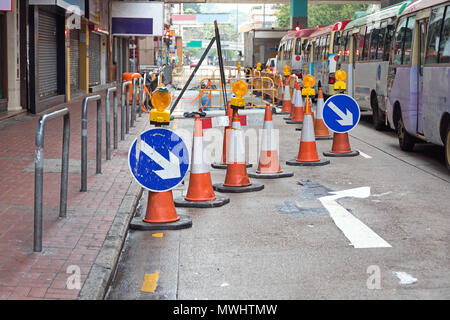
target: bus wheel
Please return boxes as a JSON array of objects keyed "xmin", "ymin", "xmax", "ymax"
[
  {"xmin": 371, "ymin": 94, "xmax": 385, "ymax": 131},
  {"xmin": 397, "ymin": 117, "xmax": 415, "ymax": 152},
  {"xmin": 445, "ymin": 125, "xmax": 450, "ymax": 173}
]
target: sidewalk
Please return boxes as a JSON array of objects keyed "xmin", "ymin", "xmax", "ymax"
[{"xmin": 0, "ymin": 89, "xmax": 147, "ymax": 300}]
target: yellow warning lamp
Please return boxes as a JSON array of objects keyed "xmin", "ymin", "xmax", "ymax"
[
  {"xmin": 237, "ymin": 62, "xmax": 241, "ymax": 69},
  {"xmin": 283, "ymin": 65, "xmax": 291, "ymax": 77},
  {"xmin": 267, "ymin": 65, "xmax": 271, "ymax": 73},
  {"xmin": 150, "ymin": 87, "xmax": 171, "ymax": 125},
  {"xmin": 230, "ymin": 80, "xmax": 248, "ymax": 109},
  {"xmin": 334, "ymin": 69, "xmax": 347, "ymax": 91},
  {"xmin": 302, "ymin": 75, "xmax": 316, "ymax": 97},
  {"xmin": 256, "ymin": 62, "xmax": 262, "ymax": 71}
]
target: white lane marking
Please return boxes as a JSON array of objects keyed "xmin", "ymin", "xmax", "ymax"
[
  {"xmin": 319, "ymin": 187, "xmax": 392, "ymax": 249},
  {"xmin": 372, "ymin": 191, "xmax": 392, "ymax": 197},
  {"xmin": 358, "ymin": 150, "xmax": 372, "ymax": 159},
  {"xmin": 393, "ymin": 272, "xmax": 417, "ymax": 285}
]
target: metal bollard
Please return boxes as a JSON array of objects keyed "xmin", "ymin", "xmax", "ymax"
[
  {"xmin": 34, "ymin": 108, "xmax": 70, "ymax": 252},
  {"xmin": 81, "ymin": 95, "xmax": 102, "ymax": 192},
  {"xmin": 138, "ymin": 77, "xmax": 144, "ymax": 118},
  {"xmin": 121, "ymin": 80, "xmax": 132, "ymax": 137},
  {"xmin": 106, "ymin": 87, "xmax": 118, "ymax": 155},
  {"xmin": 131, "ymin": 77, "xmax": 138, "ymax": 127}
]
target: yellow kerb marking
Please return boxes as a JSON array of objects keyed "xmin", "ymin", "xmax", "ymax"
[
  {"xmin": 152, "ymin": 233, "xmax": 164, "ymax": 238},
  {"xmin": 141, "ymin": 272, "xmax": 159, "ymax": 293}
]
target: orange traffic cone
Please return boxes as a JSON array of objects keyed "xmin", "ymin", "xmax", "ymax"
[
  {"xmin": 287, "ymin": 98, "xmax": 330, "ymax": 167},
  {"xmin": 287, "ymin": 81, "xmax": 304, "ymax": 125},
  {"xmin": 323, "ymin": 132, "xmax": 360, "ymax": 157},
  {"xmin": 212, "ymin": 102, "xmax": 252, "ymax": 169},
  {"xmin": 175, "ymin": 115, "xmax": 230, "ymax": 208},
  {"xmin": 280, "ymin": 77, "xmax": 292, "ymax": 114},
  {"xmin": 284, "ymin": 79, "xmax": 298, "ymax": 120},
  {"xmin": 213, "ymin": 108, "xmax": 264, "ymax": 193},
  {"xmin": 249, "ymin": 104, "xmax": 293, "ymax": 179},
  {"xmin": 315, "ymin": 88, "xmax": 332, "ymax": 140},
  {"xmin": 130, "ymin": 190, "xmax": 192, "ymax": 230}
]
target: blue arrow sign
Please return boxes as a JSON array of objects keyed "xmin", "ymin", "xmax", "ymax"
[
  {"xmin": 323, "ymin": 94, "xmax": 360, "ymax": 133},
  {"xmin": 128, "ymin": 128, "xmax": 190, "ymax": 192}
]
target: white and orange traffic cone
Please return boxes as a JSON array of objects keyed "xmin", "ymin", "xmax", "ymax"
[
  {"xmin": 323, "ymin": 132, "xmax": 360, "ymax": 157},
  {"xmin": 213, "ymin": 108, "xmax": 264, "ymax": 193},
  {"xmin": 280, "ymin": 77, "xmax": 292, "ymax": 114},
  {"xmin": 287, "ymin": 81, "xmax": 304, "ymax": 125},
  {"xmin": 249, "ymin": 104, "xmax": 293, "ymax": 179},
  {"xmin": 174, "ymin": 115, "xmax": 230, "ymax": 208},
  {"xmin": 212, "ymin": 102, "xmax": 252, "ymax": 169},
  {"xmin": 314, "ymin": 88, "xmax": 332, "ymax": 140},
  {"xmin": 286, "ymin": 98, "xmax": 330, "ymax": 167}
]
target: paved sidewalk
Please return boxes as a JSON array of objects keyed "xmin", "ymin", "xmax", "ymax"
[{"xmin": 0, "ymin": 89, "xmax": 148, "ymax": 300}]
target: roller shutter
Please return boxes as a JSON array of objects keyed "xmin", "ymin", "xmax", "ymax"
[
  {"xmin": 70, "ymin": 29, "xmax": 80, "ymax": 94},
  {"xmin": 89, "ymin": 32, "xmax": 101, "ymax": 86},
  {"xmin": 38, "ymin": 10, "xmax": 58, "ymax": 98}
]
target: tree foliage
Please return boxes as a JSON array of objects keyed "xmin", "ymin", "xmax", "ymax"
[{"xmin": 276, "ymin": 3, "xmax": 369, "ymax": 29}]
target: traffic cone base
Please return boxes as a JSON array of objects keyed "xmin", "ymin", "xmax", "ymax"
[
  {"xmin": 129, "ymin": 191, "xmax": 192, "ymax": 231},
  {"xmin": 248, "ymin": 170, "xmax": 293, "ymax": 179},
  {"xmin": 174, "ymin": 194, "xmax": 230, "ymax": 208},
  {"xmin": 213, "ymin": 182, "xmax": 264, "ymax": 193},
  {"xmin": 286, "ymin": 158, "xmax": 330, "ymax": 166},
  {"xmin": 212, "ymin": 162, "xmax": 252, "ymax": 170},
  {"xmin": 323, "ymin": 150, "xmax": 360, "ymax": 157}
]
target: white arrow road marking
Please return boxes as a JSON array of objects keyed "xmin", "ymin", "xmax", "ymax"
[
  {"xmin": 140, "ymin": 140, "xmax": 181, "ymax": 180},
  {"xmin": 328, "ymin": 101, "xmax": 353, "ymax": 126},
  {"xmin": 319, "ymin": 187, "xmax": 391, "ymax": 249}
]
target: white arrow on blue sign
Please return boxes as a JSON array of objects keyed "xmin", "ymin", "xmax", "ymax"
[
  {"xmin": 128, "ymin": 128, "xmax": 190, "ymax": 192},
  {"xmin": 323, "ymin": 94, "xmax": 361, "ymax": 133}
]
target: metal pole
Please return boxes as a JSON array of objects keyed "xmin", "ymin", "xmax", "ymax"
[
  {"xmin": 214, "ymin": 21, "xmax": 228, "ymax": 113},
  {"xmin": 59, "ymin": 113, "xmax": 70, "ymax": 218},
  {"xmin": 138, "ymin": 78, "xmax": 143, "ymax": 118},
  {"xmin": 121, "ymin": 81, "xmax": 132, "ymax": 136},
  {"xmin": 96, "ymin": 99, "xmax": 102, "ymax": 174},
  {"xmin": 81, "ymin": 95, "xmax": 102, "ymax": 192},
  {"xmin": 113, "ymin": 90, "xmax": 118, "ymax": 149},
  {"xmin": 105, "ymin": 90, "xmax": 111, "ymax": 161},
  {"xmin": 34, "ymin": 108, "xmax": 70, "ymax": 252},
  {"xmin": 131, "ymin": 78, "xmax": 138, "ymax": 127},
  {"xmin": 170, "ymin": 37, "xmax": 216, "ymax": 114}
]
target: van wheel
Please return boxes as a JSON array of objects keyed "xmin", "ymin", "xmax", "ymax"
[
  {"xmin": 397, "ymin": 117, "xmax": 415, "ymax": 152},
  {"xmin": 445, "ymin": 125, "xmax": 450, "ymax": 173},
  {"xmin": 371, "ymin": 94, "xmax": 385, "ymax": 131}
]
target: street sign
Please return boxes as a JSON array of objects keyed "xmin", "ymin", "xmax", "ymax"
[
  {"xmin": 128, "ymin": 128, "xmax": 190, "ymax": 192},
  {"xmin": 323, "ymin": 94, "xmax": 360, "ymax": 133}
]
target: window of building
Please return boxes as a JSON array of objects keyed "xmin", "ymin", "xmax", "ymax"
[
  {"xmin": 403, "ymin": 16, "xmax": 416, "ymax": 65},
  {"xmin": 439, "ymin": 6, "xmax": 450, "ymax": 63},
  {"xmin": 426, "ymin": 6, "xmax": 445, "ymax": 64}
]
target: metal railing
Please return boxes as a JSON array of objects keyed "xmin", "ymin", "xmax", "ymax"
[
  {"xmin": 34, "ymin": 107, "xmax": 70, "ymax": 252},
  {"xmin": 131, "ymin": 78, "xmax": 138, "ymax": 127},
  {"xmin": 122, "ymin": 80, "xmax": 132, "ymax": 136},
  {"xmin": 81, "ymin": 95, "xmax": 102, "ymax": 192},
  {"xmin": 106, "ymin": 87, "xmax": 118, "ymax": 154}
]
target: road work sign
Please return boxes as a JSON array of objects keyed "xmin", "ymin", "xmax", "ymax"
[
  {"xmin": 128, "ymin": 128, "xmax": 190, "ymax": 192},
  {"xmin": 323, "ymin": 94, "xmax": 360, "ymax": 133}
]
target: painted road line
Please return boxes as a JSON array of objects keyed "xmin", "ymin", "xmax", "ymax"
[
  {"xmin": 358, "ymin": 150, "xmax": 372, "ymax": 159},
  {"xmin": 141, "ymin": 272, "xmax": 159, "ymax": 293},
  {"xmin": 319, "ymin": 187, "xmax": 391, "ymax": 249}
]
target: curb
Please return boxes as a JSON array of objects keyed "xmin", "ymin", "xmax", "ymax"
[{"xmin": 78, "ymin": 182, "xmax": 143, "ymax": 300}]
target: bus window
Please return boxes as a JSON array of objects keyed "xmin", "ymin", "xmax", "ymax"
[
  {"xmin": 370, "ymin": 26, "xmax": 379, "ymax": 60},
  {"xmin": 343, "ymin": 31, "xmax": 350, "ymax": 62},
  {"xmin": 384, "ymin": 24, "xmax": 395, "ymax": 61},
  {"xmin": 295, "ymin": 38, "xmax": 301, "ymax": 55},
  {"xmin": 315, "ymin": 38, "xmax": 321, "ymax": 61},
  {"xmin": 325, "ymin": 34, "xmax": 331, "ymax": 57},
  {"xmin": 363, "ymin": 27, "xmax": 371, "ymax": 60},
  {"xmin": 358, "ymin": 27, "xmax": 366, "ymax": 60},
  {"xmin": 439, "ymin": 6, "xmax": 450, "ymax": 63},
  {"xmin": 426, "ymin": 6, "xmax": 445, "ymax": 64},
  {"xmin": 403, "ymin": 16, "xmax": 416, "ymax": 65},
  {"xmin": 377, "ymin": 21, "xmax": 387, "ymax": 59},
  {"xmin": 392, "ymin": 17, "xmax": 407, "ymax": 65},
  {"xmin": 333, "ymin": 31, "xmax": 341, "ymax": 54}
]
